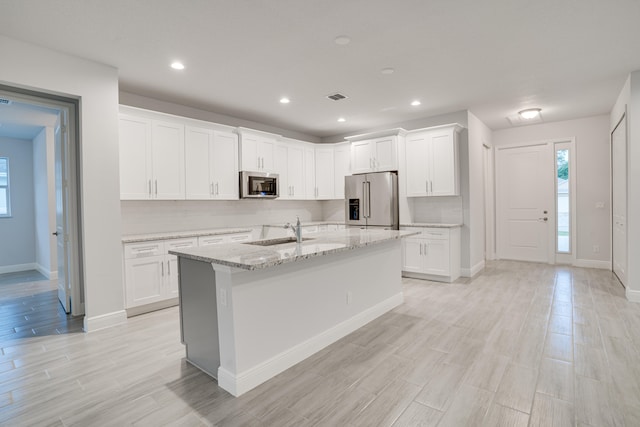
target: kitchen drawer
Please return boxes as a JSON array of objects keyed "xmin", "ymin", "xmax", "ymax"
[
  {"xmin": 198, "ymin": 235, "xmax": 228, "ymax": 246},
  {"xmin": 419, "ymin": 228, "xmax": 449, "ymax": 240},
  {"xmin": 124, "ymin": 241, "xmax": 164, "ymax": 259},
  {"xmin": 227, "ymin": 232, "xmax": 252, "ymax": 243},
  {"xmin": 165, "ymin": 237, "xmax": 198, "ymax": 252}
]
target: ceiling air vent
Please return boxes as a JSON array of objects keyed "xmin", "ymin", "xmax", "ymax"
[
  {"xmin": 0, "ymin": 98, "xmax": 12, "ymax": 106},
  {"xmin": 326, "ymin": 93, "xmax": 348, "ymax": 101}
]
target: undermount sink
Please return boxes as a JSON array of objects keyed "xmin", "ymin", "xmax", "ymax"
[{"xmin": 247, "ymin": 237, "xmax": 314, "ymax": 246}]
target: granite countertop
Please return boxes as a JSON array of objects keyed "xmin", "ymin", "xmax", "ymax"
[
  {"xmin": 122, "ymin": 228, "xmax": 254, "ymax": 244},
  {"xmin": 169, "ymin": 228, "xmax": 419, "ymax": 271},
  {"xmin": 400, "ymin": 223, "xmax": 463, "ymax": 228}
]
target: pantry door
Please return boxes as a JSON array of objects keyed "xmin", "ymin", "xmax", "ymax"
[{"xmin": 496, "ymin": 143, "xmax": 554, "ymax": 263}]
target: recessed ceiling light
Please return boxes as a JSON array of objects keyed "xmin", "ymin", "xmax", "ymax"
[
  {"xmin": 170, "ymin": 61, "xmax": 185, "ymax": 70},
  {"xmin": 411, "ymin": 100, "xmax": 421, "ymax": 106},
  {"xmin": 280, "ymin": 97, "xmax": 290, "ymax": 104},
  {"xmin": 337, "ymin": 117, "xmax": 346, "ymax": 122},
  {"xmin": 381, "ymin": 68, "xmax": 395, "ymax": 75},
  {"xmin": 334, "ymin": 35, "xmax": 351, "ymax": 45},
  {"xmin": 518, "ymin": 108, "xmax": 541, "ymax": 119}
]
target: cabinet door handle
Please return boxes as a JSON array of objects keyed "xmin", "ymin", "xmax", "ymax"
[
  {"xmin": 161, "ymin": 261, "xmax": 164, "ymax": 276},
  {"xmin": 430, "ymin": 181, "xmax": 433, "ymax": 193},
  {"xmin": 167, "ymin": 260, "xmax": 171, "ymax": 275},
  {"xmin": 424, "ymin": 243, "xmax": 428, "ymax": 255},
  {"xmin": 426, "ymin": 180, "xmax": 429, "ymax": 193},
  {"xmin": 155, "ymin": 180, "xmax": 158, "ymax": 196},
  {"xmin": 210, "ymin": 182, "xmax": 214, "ymax": 195},
  {"xmin": 419, "ymin": 243, "xmax": 422, "ymax": 256}
]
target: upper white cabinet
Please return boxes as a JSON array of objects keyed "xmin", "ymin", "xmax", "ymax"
[
  {"xmin": 237, "ymin": 128, "xmax": 276, "ymax": 172},
  {"xmin": 315, "ymin": 147, "xmax": 334, "ymax": 199},
  {"xmin": 333, "ymin": 143, "xmax": 350, "ymax": 199},
  {"xmin": 275, "ymin": 141, "xmax": 305, "ymax": 199},
  {"xmin": 119, "ymin": 112, "xmax": 185, "ymax": 200},
  {"xmin": 185, "ymin": 126, "xmax": 239, "ymax": 200},
  {"xmin": 119, "ymin": 114, "xmax": 152, "ymax": 199},
  {"xmin": 347, "ymin": 129, "xmax": 404, "ymax": 174},
  {"xmin": 405, "ymin": 124, "xmax": 463, "ymax": 197}
]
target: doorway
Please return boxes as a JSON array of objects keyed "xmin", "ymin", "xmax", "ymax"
[
  {"xmin": 0, "ymin": 86, "xmax": 84, "ymax": 319},
  {"xmin": 496, "ymin": 139, "xmax": 576, "ymax": 264}
]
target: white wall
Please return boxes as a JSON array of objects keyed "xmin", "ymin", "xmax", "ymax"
[
  {"xmin": 1, "ymin": 34, "xmax": 124, "ymax": 331},
  {"xmin": 0, "ymin": 136, "xmax": 35, "ymax": 271},
  {"xmin": 32, "ymin": 127, "xmax": 57, "ymax": 278},
  {"xmin": 121, "ymin": 200, "xmax": 325, "ymax": 236},
  {"xmin": 493, "ymin": 115, "xmax": 611, "ymax": 264}
]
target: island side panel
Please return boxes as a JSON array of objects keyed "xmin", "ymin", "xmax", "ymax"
[
  {"xmin": 215, "ymin": 239, "xmax": 403, "ymax": 396},
  {"xmin": 178, "ymin": 257, "xmax": 220, "ymax": 379}
]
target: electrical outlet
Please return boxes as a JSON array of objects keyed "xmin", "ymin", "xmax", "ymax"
[
  {"xmin": 346, "ymin": 291, "xmax": 353, "ymax": 305},
  {"xmin": 593, "ymin": 245, "xmax": 600, "ymax": 253}
]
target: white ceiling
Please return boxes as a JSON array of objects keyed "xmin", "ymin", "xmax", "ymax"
[{"xmin": 1, "ymin": 0, "xmax": 639, "ymax": 138}]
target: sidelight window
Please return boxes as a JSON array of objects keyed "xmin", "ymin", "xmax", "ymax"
[{"xmin": 556, "ymin": 149, "xmax": 570, "ymax": 253}]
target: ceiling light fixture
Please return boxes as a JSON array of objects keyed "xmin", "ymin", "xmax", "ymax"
[
  {"xmin": 381, "ymin": 68, "xmax": 395, "ymax": 75},
  {"xmin": 337, "ymin": 117, "xmax": 346, "ymax": 122},
  {"xmin": 334, "ymin": 35, "xmax": 351, "ymax": 45},
  {"xmin": 280, "ymin": 97, "xmax": 290, "ymax": 104},
  {"xmin": 411, "ymin": 100, "xmax": 421, "ymax": 106},
  {"xmin": 170, "ymin": 61, "xmax": 185, "ymax": 70},
  {"xmin": 518, "ymin": 108, "xmax": 541, "ymax": 119}
]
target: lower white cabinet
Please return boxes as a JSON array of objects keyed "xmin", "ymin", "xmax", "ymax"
[
  {"xmin": 123, "ymin": 237, "xmax": 197, "ymax": 310},
  {"xmin": 124, "ymin": 232, "xmax": 252, "ymax": 314},
  {"xmin": 401, "ymin": 227, "xmax": 460, "ymax": 282}
]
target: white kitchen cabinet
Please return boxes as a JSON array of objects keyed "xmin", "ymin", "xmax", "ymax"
[
  {"xmin": 315, "ymin": 147, "xmax": 334, "ymax": 199},
  {"xmin": 275, "ymin": 141, "xmax": 305, "ymax": 199},
  {"xmin": 185, "ymin": 126, "xmax": 239, "ymax": 200},
  {"xmin": 118, "ymin": 111, "xmax": 185, "ymax": 200},
  {"xmin": 400, "ymin": 227, "xmax": 460, "ymax": 282},
  {"xmin": 123, "ymin": 238, "xmax": 196, "ymax": 309},
  {"xmin": 405, "ymin": 124, "xmax": 463, "ymax": 197},
  {"xmin": 333, "ymin": 142, "xmax": 350, "ymax": 199},
  {"xmin": 119, "ymin": 114, "xmax": 152, "ymax": 199},
  {"xmin": 349, "ymin": 136, "xmax": 398, "ymax": 174},
  {"xmin": 237, "ymin": 128, "xmax": 276, "ymax": 172},
  {"xmin": 304, "ymin": 146, "xmax": 316, "ymax": 199}
]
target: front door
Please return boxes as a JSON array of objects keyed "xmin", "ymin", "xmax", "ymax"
[{"xmin": 496, "ymin": 143, "xmax": 554, "ymax": 263}]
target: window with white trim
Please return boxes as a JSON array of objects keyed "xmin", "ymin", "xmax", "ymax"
[{"xmin": 0, "ymin": 157, "xmax": 10, "ymax": 217}]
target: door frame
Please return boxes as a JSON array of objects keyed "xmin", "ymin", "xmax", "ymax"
[
  {"xmin": 611, "ymin": 110, "xmax": 628, "ymax": 285},
  {"xmin": 0, "ymin": 85, "xmax": 84, "ymax": 316},
  {"xmin": 495, "ymin": 138, "xmax": 576, "ymax": 265}
]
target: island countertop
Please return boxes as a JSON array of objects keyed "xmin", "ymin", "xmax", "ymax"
[{"xmin": 169, "ymin": 228, "xmax": 418, "ymax": 270}]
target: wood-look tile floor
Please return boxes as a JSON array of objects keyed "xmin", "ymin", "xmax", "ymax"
[{"xmin": 1, "ymin": 260, "xmax": 639, "ymax": 426}]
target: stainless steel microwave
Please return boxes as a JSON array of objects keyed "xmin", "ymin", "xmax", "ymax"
[{"xmin": 239, "ymin": 171, "xmax": 279, "ymax": 199}]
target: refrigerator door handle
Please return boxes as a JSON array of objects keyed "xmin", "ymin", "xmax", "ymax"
[
  {"xmin": 366, "ymin": 181, "xmax": 372, "ymax": 218},
  {"xmin": 362, "ymin": 182, "xmax": 368, "ymax": 218}
]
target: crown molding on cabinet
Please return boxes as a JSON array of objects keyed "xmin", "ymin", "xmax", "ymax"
[{"xmin": 344, "ymin": 127, "xmax": 408, "ymax": 142}]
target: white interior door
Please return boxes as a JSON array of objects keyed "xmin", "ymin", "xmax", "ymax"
[
  {"xmin": 497, "ymin": 143, "xmax": 554, "ymax": 263},
  {"xmin": 55, "ymin": 115, "xmax": 71, "ymax": 313},
  {"xmin": 612, "ymin": 115, "xmax": 627, "ymax": 285}
]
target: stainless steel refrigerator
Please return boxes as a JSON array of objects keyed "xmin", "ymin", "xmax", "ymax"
[{"xmin": 345, "ymin": 171, "xmax": 399, "ymax": 229}]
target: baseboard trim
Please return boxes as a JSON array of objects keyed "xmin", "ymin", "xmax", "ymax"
[
  {"xmin": 0, "ymin": 263, "xmax": 37, "ymax": 275},
  {"xmin": 626, "ymin": 289, "xmax": 640, "ymax": 303},
  {"xmin": 573, "ymin": 259, "xmax": 612, "ymax": 270},
  {"xmin": 461, "ymin": 260, "xmax": 485, "ymax": 278},
  {"xmin": 125, "ymin": 298, "xmax": 178, "ymax": 317},
  {"xmin": 217, "ymin": 292, "xmax": 404, "ymax": 397},
  {"xmin": 83, "ymin": 310, "xmax": 127, "ymax": 332},
  {"xmin": 35, "ymin": 263, "xmax": 58, "ymax": 280}
]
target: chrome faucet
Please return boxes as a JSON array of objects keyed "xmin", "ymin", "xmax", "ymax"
[{"xmin": 284, "ymin": 216, "xmax": 303, "ymax": 243}]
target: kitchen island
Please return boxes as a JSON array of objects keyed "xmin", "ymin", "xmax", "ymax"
[{"xmin": 170, "ymin": 228, "xmax": 415, "ymax": 396}]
